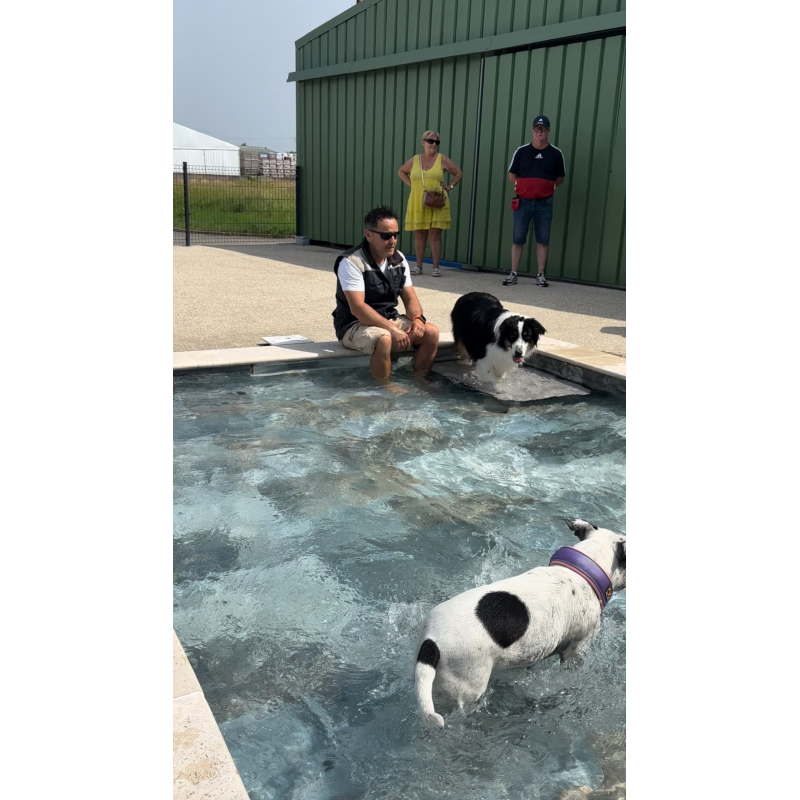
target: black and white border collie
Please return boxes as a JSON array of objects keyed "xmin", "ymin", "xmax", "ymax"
[{"xmin": 450, "ymin": 292, "xmax": 547, "ymax": 383}]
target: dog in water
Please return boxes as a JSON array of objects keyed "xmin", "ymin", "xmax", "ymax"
[
  {"xmin": 414, "ymin": 518, "xmax": 626, "ymax": 728},
  {"xmin": 450, "ymin": 292, "xmax": 546, "ymax": 383}
]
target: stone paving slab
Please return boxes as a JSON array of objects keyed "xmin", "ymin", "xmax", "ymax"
[
  {"xmin": 537, "ymin": 341, "xmax": 627, "ymax": 380},
  {"xmin": 174, "ymin": 333, "xmax": 457, "ymax": 370},
  {"xmin": 173, "ymin": 630, "xmax": 201, "ymax": 699},
  {"xmin": 172, "ymin": 333, "xmax": 624, "ymax": 387},
  {"xmin": 173, "ymin": 631, "xmax": 249, "ymax": 800}
]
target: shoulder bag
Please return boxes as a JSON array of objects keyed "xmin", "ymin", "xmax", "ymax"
[{"xmin": 419, "ymin": 155, "xmax": 446, "ymax": 209}]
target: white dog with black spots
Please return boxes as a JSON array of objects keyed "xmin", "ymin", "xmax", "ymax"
[{"xmin": 414, "ymin": 519, "xmax": 626, "ymax": 728}]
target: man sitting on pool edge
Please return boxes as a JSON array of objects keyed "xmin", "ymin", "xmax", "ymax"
[{"xmin": 333, "ymin": 205, "xmax": 440, "ymax": 380}]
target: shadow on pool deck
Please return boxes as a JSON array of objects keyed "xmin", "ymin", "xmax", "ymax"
[
  {"xmin": 212, "ymin": 243, "xmax": 625, "ymax": 318},
  {"xmin": 173, "ymin": 244, "xmax": 626, "ymax": 356}
]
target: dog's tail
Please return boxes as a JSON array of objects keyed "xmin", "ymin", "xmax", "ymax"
[{"xmin": 415, "ymin": 639, "xmax": 445, "ymax": 729}]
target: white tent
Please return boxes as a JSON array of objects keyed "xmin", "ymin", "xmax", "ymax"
[{"xmin": 173, "ymin": 123, "xmax": 240, "ymax": 174}]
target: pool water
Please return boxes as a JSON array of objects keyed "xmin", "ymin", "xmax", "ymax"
[{"xmin": 173, "ymin": 367, "xmax": 626, "ymax": 800}]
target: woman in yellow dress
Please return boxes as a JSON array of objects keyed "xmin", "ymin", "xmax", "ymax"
[{"xmin": 398, "ymin": 131, "xmax": 463, "ymax": 277}]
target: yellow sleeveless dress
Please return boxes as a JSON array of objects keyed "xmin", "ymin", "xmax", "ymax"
[{"xmin": 404, "ymin": 153, "xmax": 451, "ymax": 231}]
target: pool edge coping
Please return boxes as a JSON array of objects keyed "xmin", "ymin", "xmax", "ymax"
[
  {"xmin": 173, "ymin": 630, "xmax": 250, "ymax": 800},
  {"xmin": 172, "ymin": 335, "xmax": 625, "ymax": 392}
]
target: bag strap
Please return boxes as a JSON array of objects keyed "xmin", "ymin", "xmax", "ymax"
[{"xmin": 419, "ymin": 154, "xmax": 426, "ymax": 192}]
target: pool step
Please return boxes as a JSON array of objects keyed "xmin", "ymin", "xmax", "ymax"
[{"xmin": 433, "ymin": 361, "xmax": 590, "ymax": 402}]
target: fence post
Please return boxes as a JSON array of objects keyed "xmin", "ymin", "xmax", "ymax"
[
  {"xmin": 294, "ymin": 165, "xmax": 309, "ymax": 245},
  {"xmin": 295, "ymin": 165, "xmax": 302, "ymax": 238},
  {"xmin": 182, "ymin": 162, "xmax": 190, "ymax": 246}
]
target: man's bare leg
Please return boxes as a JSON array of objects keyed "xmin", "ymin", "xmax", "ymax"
[
  {"xmin": 412, "ymin": 323, "xmax": 440, "ymax": 377},
  {"xmin": 370, "ymin": 336, "xmax": 392, "ymax": 380}
]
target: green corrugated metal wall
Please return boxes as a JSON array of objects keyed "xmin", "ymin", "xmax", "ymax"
[
  {"xmin": 297, "ymin": 54, "xmax": 483, "ymax": 263},
  {"xmin": 295, "ymin": 0, "xmax": 626, "ymax": 67},
  {"xmin": 472, "ymin": 35, "xmax": 625, "ymax": 284},
  {"xmin": 293, "ymin": 0, "xmax": 626, "ymax": 287}
]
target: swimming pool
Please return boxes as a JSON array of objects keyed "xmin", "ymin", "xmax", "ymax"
[{"xmin": 173, "ymin": 367, "xmax": 626, "ymax": 799}]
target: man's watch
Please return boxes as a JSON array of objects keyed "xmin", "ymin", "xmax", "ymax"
[{"xmin": 412, "ymin": 314, "xmax": 426, "ymax": 323}]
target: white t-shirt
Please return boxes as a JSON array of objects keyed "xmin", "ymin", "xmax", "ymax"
[{"xmin": 338, "ymin": 253, "xmax": 413, "ymax": 293}]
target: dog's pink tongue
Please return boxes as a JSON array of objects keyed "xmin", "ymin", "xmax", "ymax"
[{"xmin": 513, "ymin": 355, "xmax": 524, "ymax": 363}]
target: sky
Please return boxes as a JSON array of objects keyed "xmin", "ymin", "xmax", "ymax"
[{"xmin": 173, "ymin": 0, "xmax": 353, "ymax": 152}]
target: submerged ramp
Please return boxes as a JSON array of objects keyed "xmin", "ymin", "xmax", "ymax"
[{"xmin": 432, "ymin": 361, "xmax": 590, "ymax": 402}]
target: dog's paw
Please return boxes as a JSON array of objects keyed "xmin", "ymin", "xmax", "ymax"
[{"xmin": 422, "ymin": 711, "xmax": 445, "ymax": 729}]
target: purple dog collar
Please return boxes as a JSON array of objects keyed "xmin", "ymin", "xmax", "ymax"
[{"xmin": 549, "ymin": 547, "xmax": 613, "ymax": 609}]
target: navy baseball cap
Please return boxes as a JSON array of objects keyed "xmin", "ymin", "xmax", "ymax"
[{"xmin": 532, "ymin": 115, "xmax": 551, "ymax": 128}]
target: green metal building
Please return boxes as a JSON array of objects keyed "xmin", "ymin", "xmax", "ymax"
[{"xmin": 289, "ymin": 0, "xmax": 625, "ymax": 287}]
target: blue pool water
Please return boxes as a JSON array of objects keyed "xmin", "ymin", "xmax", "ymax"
[{"xmin": 173, "ymin": 367, "xmax": 626, "ymax": 800}]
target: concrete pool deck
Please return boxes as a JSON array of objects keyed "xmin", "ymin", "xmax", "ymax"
[
  {"xmin": 172, "ymin": 242, "xmax": 625, "ymax": 798},
  {"xmin": 174, "ymin": 244, "xmax": 625, "ymax": 357}
]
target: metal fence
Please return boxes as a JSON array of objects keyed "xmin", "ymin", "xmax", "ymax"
[{"xmin": 173, "ymin": 163, "xmax": 298, "ymax": 245}]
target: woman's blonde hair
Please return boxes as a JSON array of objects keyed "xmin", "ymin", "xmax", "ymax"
[{"xmin": 421, "ymin": 130, "xmax": 440, "ymax": 143}]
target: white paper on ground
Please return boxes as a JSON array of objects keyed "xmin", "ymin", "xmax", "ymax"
[{"xmin": 262, "ymin": 335, "xmax": 314, "ymax": 345}]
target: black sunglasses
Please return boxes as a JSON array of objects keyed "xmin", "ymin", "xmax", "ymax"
[
  {"xmin": 423, "ymin": 138, "xmax": 440, "ymax": 145},
  {"xmin": 368, "ymin": 229, "xmax": 399, "ymax": 240}
]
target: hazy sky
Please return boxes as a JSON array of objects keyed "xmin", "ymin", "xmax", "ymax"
[{"xmin": 174, "ymin": 0, "xmax": 352, "ymax": 151}]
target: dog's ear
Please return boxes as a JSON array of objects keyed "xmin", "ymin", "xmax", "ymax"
[
  {"xmin": 615, "ymin": 540, "xmax": 626, "ymax": 569},
  {"xmin": 522, "ymin": 317, "xmax": 546, "ymax": 345},
  {"xmin": 564, "ymin": 518, "xmax": 598, "ymax": 540}
]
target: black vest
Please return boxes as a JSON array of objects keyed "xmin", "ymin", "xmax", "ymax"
[{"xmin": 332, "ymin": 239, "xmax": 407, "ymax": 340}]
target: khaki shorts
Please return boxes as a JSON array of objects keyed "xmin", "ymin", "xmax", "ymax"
[{"xmin": 341, "ymin": 316, "xmax": 414, "ymax": 355}]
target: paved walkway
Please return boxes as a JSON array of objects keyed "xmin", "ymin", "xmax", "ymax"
[{"xmin": 174, "ymin": 244, "xmax": 625, "ymax": 356}]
